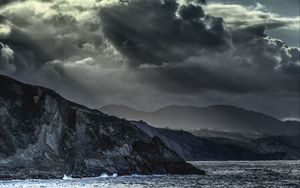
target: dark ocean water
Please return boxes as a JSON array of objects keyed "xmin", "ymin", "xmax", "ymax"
[{"xmin": 0, "ymin": 161, "xmax": 299, "ymax": 187}]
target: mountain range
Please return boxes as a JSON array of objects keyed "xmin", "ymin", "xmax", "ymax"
[{"xmin": 101, "ymin": 104, "xmax": 300, "ymax": 135}]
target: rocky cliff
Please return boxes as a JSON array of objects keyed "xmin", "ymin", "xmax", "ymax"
[{"xmin": 0, "ymin": 75, "xmax": 204, "ymax": 179}]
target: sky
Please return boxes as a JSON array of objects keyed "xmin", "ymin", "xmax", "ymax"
[{"xmin": 0, "ymin": 0, "xmax": 299, "ymax": 120}]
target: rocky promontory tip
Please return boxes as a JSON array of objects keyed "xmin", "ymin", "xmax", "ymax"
[{"xmin": 0, "ymin": 75, "xmax": 204, "ymax": 179}]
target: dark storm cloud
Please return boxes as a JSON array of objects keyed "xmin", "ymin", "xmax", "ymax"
[
  {"xmin": 0, "ymin": 0, "xmax": 299, "ymax": 119},
  {"xmin": 99, "ymin": 0, "xmax": 299, "ymax": 94},
  {"xmin": 0, "ymin": 0, "xmax": 106, "ymax": 73},
  {"xmin": 0, "ymin": 0, "xmax": 137, "ymax": 107},
  {"xmin": 136, "ymin": 41, "xmax": 299, "ymax": 95},
  {"xmin": 1, "ymin": 27, "xmax": 52, "ymax": 71},
  {"xmin": 179, "ymin": 4, "xmax": 205, "ymax": 20},
  {"xmin": 0, "ymin": 0, "xmax": 18, "ymax": 5},
  {"xmin": 100, "ymin": 0, "xmax": 230, "ymax": 66},
  {"xmin": 1, "ymin": 0, "xmax": 298, "ymax": 96},
  {"xmin": 204, "ymin": 2, "xmax": 300, "ymax": 47}
]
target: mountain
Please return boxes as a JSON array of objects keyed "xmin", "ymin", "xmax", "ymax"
[
  {"xmin": 0, "ymin": 75, "xmax": 204, "ymax": 179},
  {"xmin": 133, "ymin": 121, "xmax": 300, "ymax": 161},
  {"xmin": 101, "ymin": 104, "xmax": 300, "ymax": 135}
]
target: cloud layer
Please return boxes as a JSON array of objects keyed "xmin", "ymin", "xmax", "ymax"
[
  {"xmin": 0, "ymin": 0, "xmax": 299, "ymax": 118},
  {"xmin": 99, "ymin": 0, "xmax": 299, "ymax": 94},
  {"xmin": 204, "ymin": 3, "xmax": 300, "ymax": 31}
]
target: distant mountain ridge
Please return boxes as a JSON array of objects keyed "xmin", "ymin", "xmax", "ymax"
[{"xmin": 100, "ymin": 104, "xmax": 300, "ymax": 135}]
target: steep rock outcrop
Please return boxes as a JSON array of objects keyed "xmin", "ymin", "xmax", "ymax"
[{"xmin": 0, "ymin": 75, "xmax": 204, "ymax": 179}]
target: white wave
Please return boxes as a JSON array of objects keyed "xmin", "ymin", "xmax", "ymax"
[
  {"xmin": 62, "ymin": 174, "xmax": 73, "ymax": 180},
  {"xmin": 122, "ymin": 174, "xmax": 164, "ymax": 178},
  {"xmin": 98, "ymin": 173, "xmax": 118, "ymax": 178}
]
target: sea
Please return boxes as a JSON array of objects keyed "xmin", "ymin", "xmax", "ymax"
[{"xmin": 0, "ymin": 161, "xmax": 299, "ymax": 187}]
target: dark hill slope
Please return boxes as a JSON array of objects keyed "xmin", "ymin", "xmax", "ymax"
[
  {"xmin": 0, "ymin": 75, "xmax": 203, "ymax": 179},
  {"xmin": 133, "ymin": 121, "xmax": 300, "ymax": 161}
]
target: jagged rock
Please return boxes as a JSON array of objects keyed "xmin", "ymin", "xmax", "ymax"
[{"xmin": 0, "ymin": 75, "xmax": 204, "ymax": 179}]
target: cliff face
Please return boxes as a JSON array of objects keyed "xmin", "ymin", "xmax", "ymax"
[{"xmin": 0, "ymin": 75, "xmax": 204, "ymax": 179}]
